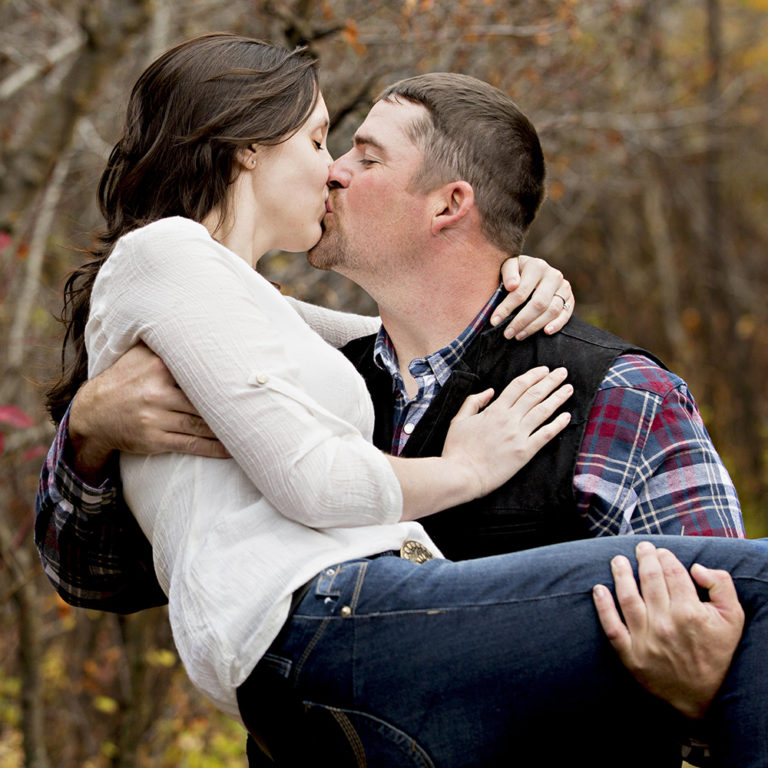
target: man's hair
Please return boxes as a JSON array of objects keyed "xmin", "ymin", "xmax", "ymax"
[{"xmin": 378, "ymin": 73, "xmax": 546, "ymax": 255}]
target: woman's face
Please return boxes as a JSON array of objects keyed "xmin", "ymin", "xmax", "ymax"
[{"xmin": 252, "ymin": 94, "xmax": 332, "ymax": 254}]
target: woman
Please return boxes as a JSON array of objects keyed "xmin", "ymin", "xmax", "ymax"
[{"xmin": 49, "ymin": 33, "xmax": 768, "ymax": 767}]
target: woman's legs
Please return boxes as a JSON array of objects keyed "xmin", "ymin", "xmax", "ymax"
[{"xmin": 238, "ymin": 536, "xmax": 768, "ymax": 767}]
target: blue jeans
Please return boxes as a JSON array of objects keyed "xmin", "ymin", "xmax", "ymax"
[{"xmin": 237, "ymin": 536, "xmax": 768, "ymax": 767}]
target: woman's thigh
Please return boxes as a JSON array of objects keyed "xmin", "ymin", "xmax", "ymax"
[{"xmin": 245, "ymin": 536, "xmax": 768, "ymax": 766}]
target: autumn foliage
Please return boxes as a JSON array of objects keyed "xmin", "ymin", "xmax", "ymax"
[{"xmin": 1, "ymin": 0, "xmax": 767, "ymax": 765}]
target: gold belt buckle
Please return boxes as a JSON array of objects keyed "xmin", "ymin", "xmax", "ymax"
[{"xmin": 399, "ymin": 539, "xmax": 434, "ymax": 563}]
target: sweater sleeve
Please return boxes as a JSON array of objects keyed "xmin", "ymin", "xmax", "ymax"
[
  {"xmin": 284, "ymin": 296, "xmax": 381, "ymax": 349},
  {"xmin": 86, "ymin": 219, "xmax": 402, "ymax": 530}
]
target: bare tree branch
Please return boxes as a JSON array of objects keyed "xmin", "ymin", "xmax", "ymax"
[
  {"xmin": 264, "ymin": 0, "xmax": 345, "ymax": 46},
  {"xmin": 0, "ymin": 31, "xmax": 86, "ymax": 102},
  {"xmin": 6, "ymin": 127, "xmax": 78, "ymax": 376}
]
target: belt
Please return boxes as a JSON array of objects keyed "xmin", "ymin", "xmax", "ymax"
[{"xmin": 289, "ymin": 540, "xmax": 435, "ymax": 614}]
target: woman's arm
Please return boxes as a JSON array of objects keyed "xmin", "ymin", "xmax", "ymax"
[
  {"xmin": 89, "ymin": 221, "xmax": 404, "ymax": 529},
  {"xmin": 284, "ymin": 296, "xmax": 380, "ymax": 347},
  {"xmin": 285, "ymin": 254, "xmax": 576, "ymax": 348}
]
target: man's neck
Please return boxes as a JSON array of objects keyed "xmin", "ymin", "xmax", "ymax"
[{"xmin": 378, "ymin": 274, "xmax": 501, "ymax": 394}]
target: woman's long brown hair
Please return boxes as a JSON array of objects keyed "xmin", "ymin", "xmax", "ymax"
[{"xmin": 46, "ymin": 33, "xmax": 318, "ymax": 422}]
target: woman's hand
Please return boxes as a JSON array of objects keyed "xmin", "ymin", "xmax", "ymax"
[
  {"xmin": 442, "ymin": 366, "xmax": 572, "ymax": 499},
  {"xmin": 491, "ymin": 255, "xmax": 574, "ymax": 340}
]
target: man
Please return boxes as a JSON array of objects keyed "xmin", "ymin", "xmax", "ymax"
[
  {"xmin": 311, "ymin": 75, "xmax": 743, "ymax": 562},
  {"xmin": 36, "ymin": 74, "xmax": 745, "ymax": 763}
]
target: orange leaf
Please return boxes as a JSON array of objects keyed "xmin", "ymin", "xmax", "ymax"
[{"xmin": 342, "ymin": 19, "xmax": 367, "ymax": 55}]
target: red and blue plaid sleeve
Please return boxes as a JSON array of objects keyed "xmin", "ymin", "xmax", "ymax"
[
  {"xmin": 33, "ymin": 407, "xmax": 167, "ymax": 613},
  {"xmin": 575, "ymin": 355, "xmax": 744, "ymax": 539}
]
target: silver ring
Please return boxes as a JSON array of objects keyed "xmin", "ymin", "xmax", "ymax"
[{"xmin": 555, "ymin": 293, "xmax": 570, "ymax": 311}]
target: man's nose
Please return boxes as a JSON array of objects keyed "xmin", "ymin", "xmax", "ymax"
[{"xmin": 328, "ymin": 152, "xmax": 353, "ymax": 188}]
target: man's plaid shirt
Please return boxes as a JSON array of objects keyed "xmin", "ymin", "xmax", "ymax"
[{"xmin": 374, "ymin": 286, "xmax": 505, "ymax": 456}]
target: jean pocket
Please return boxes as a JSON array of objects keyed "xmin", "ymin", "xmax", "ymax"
[
  {"xmin": 302, "ymin": 702, "xmax": 435, "ymax": 768},
  {"xmin": 258, "ymin": 652, "xmax": 292, "ymax": 680}
]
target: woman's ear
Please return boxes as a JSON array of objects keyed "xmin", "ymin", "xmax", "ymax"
[
  {"xmin": 431, "ymin": 180, "xmax": 475, "ymax": 236},
  {"xmin": 236, "ymin": 145, "xmax": 258, "ymax": 171}
]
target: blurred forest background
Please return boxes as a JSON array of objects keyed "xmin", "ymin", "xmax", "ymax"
[{"xmin": 1, "ymin": 0, "xmax": 767, "ymax": 765}]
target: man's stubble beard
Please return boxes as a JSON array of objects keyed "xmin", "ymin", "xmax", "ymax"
[{"xmin": 307, "ymin": 220, "xmax": 345, "ymax": 272}]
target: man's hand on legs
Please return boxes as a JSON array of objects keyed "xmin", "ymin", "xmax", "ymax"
[
  {"xmin": 69, "ymin": 343, "xmax": 228, "ymax": 483},
  {"xmin": 592, "ymin": 541, "xmax": 745, "ymax": 720}
]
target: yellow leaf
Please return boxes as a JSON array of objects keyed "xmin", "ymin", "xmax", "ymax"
[
  {"xmin": 736, "ymin": 314, "xmax": 756, "ymax": 339},
  {"xmin": 100, "ymin": 741, "xmax": 119, "ymax": 758},
  {"xmin": 145, "ymin": 648, "xmax": 177, "ymax": 668},
  {"xmin": 93, "ymin": 695, "xmax": 119, "ymax": 714},
  {"xmin": 740, "ymin": 0, "xmax": 768, "ymax": 10}
]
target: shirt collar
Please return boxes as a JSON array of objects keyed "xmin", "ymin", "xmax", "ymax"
[{"xmin": 373, "ymin": 283, "xmax": 506, "ymax": 386}]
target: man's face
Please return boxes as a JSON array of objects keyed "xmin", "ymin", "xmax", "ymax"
[{"xmin": 308, "ymin": 98, "xmax": 432, "ymax": 287}]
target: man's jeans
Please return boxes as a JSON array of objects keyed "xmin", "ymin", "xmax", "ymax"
[{"xmin": 237, "ymin": 536, "xmax": 768, "ymax": 767}]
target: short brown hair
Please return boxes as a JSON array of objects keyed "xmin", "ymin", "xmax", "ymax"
[{"xmin": 378, "ymin": 73, "xmax": 545, "ymax": 255}]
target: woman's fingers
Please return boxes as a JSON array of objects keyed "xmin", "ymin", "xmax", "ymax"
[
  {"xmin": 443, "ymin": 366, "xmax": 572, "ymax": 497},
  {"xmin": 490, "ymin": 367, "xmax": 573, "ymax": 460},
  {"xmin": 450, "ymin": 388, "xmax": 495, "ymax": 423},
  {"xmin": 494, "ymin": 255, "xmax": 575, "ymax": 339},
  {"xmin": 493, "ymin": 367, "xmax": 571, "ymax": 416}
]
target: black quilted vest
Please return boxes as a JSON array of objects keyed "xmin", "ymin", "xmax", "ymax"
[{"xmin": 341, "ymin": 316, "xmax": 663, "ymax": 560}]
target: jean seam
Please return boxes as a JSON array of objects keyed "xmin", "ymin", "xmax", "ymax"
[
  {"xmin": 328, "ymin": 708, "xmax": 367, "ymax": 767},
  {"xmin": 294, "ymin": 616, "xmax": 330, "ymax": 680},
  {"xmin": 306, "ymin": 702, "xmax": 435, "ymax": 768},
  {"xmin": 349, "ymin": 561, "xmax": 368, "ymax": 610}
]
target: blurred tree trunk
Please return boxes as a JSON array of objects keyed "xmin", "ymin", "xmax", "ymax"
[
  {"xmin": 113, "ymin": 611, "xmax": 168, "ymax": 768},
  {"xmin": 634, "ymin": 1, "xmax": 693, "ymax": 370},
  {"xmin": 13, "ymin": 556, "xmax": 49, "ymax": 768},
  {"xmin": 0, "ymin": 507, "xmax": 49, "ymax": 768},
  {"xmin": 701, "ymin": 0, "xmax": 764, "ymax": 500}
]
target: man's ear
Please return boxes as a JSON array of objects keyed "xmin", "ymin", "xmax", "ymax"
[{"xmin": 431, "ymin": 181, "xmax": 475, "ymax": 236}]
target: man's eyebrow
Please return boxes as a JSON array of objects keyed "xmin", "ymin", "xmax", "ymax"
[{"xmin": 353, "ymin": 132, "xmax": 387, "ymax": 154}]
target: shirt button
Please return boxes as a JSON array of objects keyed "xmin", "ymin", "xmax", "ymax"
[
  {"xmin": 248, "ymin": 371, "xmax": 270, "ymax": 386},
  {"xmin": 403, "ymin": 423, "xmax": 415, "ymax": 435}
]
